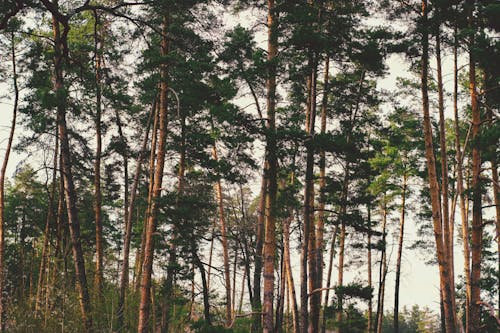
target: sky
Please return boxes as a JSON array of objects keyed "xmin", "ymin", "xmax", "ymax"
[{"xmin": 0, "ymin": 4, "xmax": 484, "ymax": 318}]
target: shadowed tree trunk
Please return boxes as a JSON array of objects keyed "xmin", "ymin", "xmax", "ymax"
[
  {"xmin": 0, "ymin": 30, "xmax": 19, "ymax": 332},
  {"xmin": 468, "ymin": 1, "xmax": 483, "ymax": 330},
  {"xmin": 453, "ymin": 25, "xmax": 471, "ymax": 332},
  {"xmin": 50, "ymin": 7, "xmax": 94, "ymax": 331},
  {"xmin": 116, "ymin": 99, "xmax": 155, "ymax": 332},
  {"xmin": 419, "ymin": 2, "xmax": 456, "ymax": 332},
  {"xmin": 262, "ymin": 0, "xmax": 278, "ymax": 331},
  {"xmin": 394, "ymin": 175, "xmax": 407, "ymax": 333},
  {"xmin": 137, "ymin": 14, "xmax": 169, "ymax": 333}
]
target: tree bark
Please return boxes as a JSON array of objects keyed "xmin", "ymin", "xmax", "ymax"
[
  {"xmin": 262, "ymin": 0, "xmax": 278, "ymax": 331},
  {"xmin": 35, "ymin": 127, "xmax": 59, "ymax": 316},
  {"xmin": 212, "ymin": 144, "xmax": 233, "ymax": 326},
  {"xmin": 453, "ymin": 25, "xmax": 471, "ymax": 333},
  {"xmin": 116, "ymin": 99, "xmax": 155, "ymax": 332},
  {"xmin": 284, "ymin": 215, "xmax": 300, "ymax": 333},
  {"xmin": 137, "ymin": 14, "xmax": 169, "ymax": 333},
  {"xmin": 93, "ymin": 10, "xmax": 104, "ymax": 299},
  {"xmin": 134, "ymin": 98, "xmax": 159, "ymax": 293},
  {"xmin": 0, "ymin": 30, "xmax": 19, "ymax": 332},
  {"xmin": 376, "ymin": 202, "xmax": 388, "ymax": 333},
  {"xmin": 419, "ymin": 2, "xmax": 456, "ymax": 332},
  {"xmin": 393, "ymin": 176, "xmax": 407, "ymax": 333},
  {"xmin": 52, "ymin": 10, "xmax": 93, "ymax": 332},
  {"xmin": 468, "ymin": 2, "xmax": 483, "ymax": 330}
]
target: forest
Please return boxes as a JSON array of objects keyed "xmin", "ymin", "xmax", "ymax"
[{"xmin": 0, "ymin": 0, "xmax": 498, "ymax": 332}]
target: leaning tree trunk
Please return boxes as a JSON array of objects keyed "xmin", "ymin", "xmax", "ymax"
[
  {"xmin": 212, "ymin": 144, "xmax": 233, "ymax": 326},
  {"xmin": 35, "ymin": 127, "xmax": 58, "ymax": 316},
  {"xmin": 137, "ymin": 14, "xmax": 169, "ymax": 333},
  {"xmin": 52, "ymin": 11, "xmax": 93, "ymax": 333},
  {"xmin": 134, "ymin": 99, "xmax": 159, "ymax": 292},
  {"xmin": 262, "ymin": 0, "xmax": 278, "ymax": 331},
  {"xmin": 116, "ymin": 99, "xmax": 155, "ymax": 332},
  {"xmin": 0, "ymin": 30, "xmax": 19, "ymax": 332},
  {"xmin": 394, "ymin": 175, "xmax": 407, "ymax": 333},
  {"xmin": 419, "ymin": 2, "xmax": 456, "ymax": 332}
]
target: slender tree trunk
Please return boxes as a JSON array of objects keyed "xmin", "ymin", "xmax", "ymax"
[
  {"xmin": 436, "ymin": 31, "xmax": 458, "ymax": 328},
  {"xmin": 35, "ymin": 128, "xmax": 59, "ymax": 316},
  {"xmin": 394, "ymin": 175, "xmax": 407, "ymax": 333},
  {"xmin": 284, "ymin": 215, "xmax": 299, "ymax": 333},
  {"xmin": 0, "ymin": 30, "xmax": 19, "ymax": 332},
  {"xmin": 212, "ymin": 144, "xmax": 233, "ymax": 326},
  {"xmin": 252, "ymin": 174, "xmax": 266, "ymax": 332},
  {"xmin": 419, "ymin": 2, "xmax": 456, "ymax": 332},
  {"xmin": 452, "ymin": 25, "xmax": 471, "ymax": 333},
  {"xmin": 52, "ymin": 11, "xmax": 93, "ymax": 332},
  {"xmin": 116, "ymin": 100, "xmax": 155, "ymax": 332},
  {"xmin": 275, "ymin": 246, "xmax": 286, "ymax": 333},
  {"xmin": 137, "ymin": 14, "xmax": 169, "ymax": 333},
  {"xmin": 320, "ymin": 225, "xmax": 338, "ymax": 333},
  {"xmin": 376, "ymin": 202, "xmax": 388, "ymax": 333},
  {"xmin": 193, "ymin": 252, "xmax": 211, "ymax": 325},
  {"xmin": 315, "ymin": 56, "xmax": 329, "ymax": 330},
  {"xmin": 468, "ymin": 3, "xmax": 483, "ymax": 330},
  {"xmin": 367, "ymin": 206, "xmax": 373, "ymax": 333},
  {"xmin": 262, "ymin": 1, "xmax": 278, "ymax": 332},
  {"xmin": 135, "ymin": 99, "xmax": 159, "ymax": 293},
  {"xmin": 93, "ymin": 10, "xmax": 104, "ymax": 298}
]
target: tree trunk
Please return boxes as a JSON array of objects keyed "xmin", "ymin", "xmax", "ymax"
[
  {"xmin": 0, "ymin": 30, "xmax": 19, "ymax": 332},
  {"xmin": 394, "ymin": 175, "xmax": 407, "ymax": 333},
  {"xmin": 134, "ymin": 98, "xmax": 159, "ymax": 293},
  {"xmin": 93, "ymin": 10, "xmax": 104, "ymax": 299},
  {"xmin": 35, "ymin": 127, "xmax": 59, "ymax": 316},
  {"xmin": 212, "ymin": 144, "xmax": 233, "ymax": 326},
  {"xmin": 52, "ymin": 12, "xmax": 93, "ymax": 332},
  {"xmin": 468, "ymin": 2, "xmax": 483, "ymax": 330},
  {"xmin": 436, "ymin": 31, "xmax": 457, "ymax": 328},
  {"xmin": 116, "ymin": 99, "xmax": 155, "ymax": 332},
  {"xmin": 376, "ymin": 202, "xmax": 388, "ymax": 333},
  {"xmin": 367, "ymin": 206, "xmax": 373, "ymax": 333},
  {"xmin": 137, "ymin": 14, "xmax": 169, "ymax": 333},
  {"xmin": 262, "ymin": 1, "xmax": 278, "ymax": 332},
  {"xmin": 419, "ymin": 2, "xmax": 456, "ymax": 332},
  {"xmin": 284, "ymin": 215, "xmax": 300, "ymax": 333},
  {"xmin": 453, "ymin": 25, "xmax": 471, "ymax": 333}
]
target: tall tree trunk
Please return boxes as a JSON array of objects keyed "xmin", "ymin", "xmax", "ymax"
[
  {"xmin": 367, "ymin": 206, "xmax": 373, "ymax": 333},
  {"xmin": 483, "ymin": 66, "xmax": 499, "ymax": 321},
  {"xmin": 93, "ymin": 10, "xmax": 104, "ymax": 298},
  {"xmin": 320, "ymin": 225, "xmax": 338, "ymax": 333},
  {"xmin": 134, "ymin": 99, "xmax": 159, "ymax": 293},
  {"xmin": 252, "ymin": 174, "xmax": 266, "ymax": 332},
  {"xmin": 284, "ymin": 215, "xmax": 300, "ymax": 333},
  {"xmin": 212, "ymin": 144, "xmax": 232, "ymax": 326},
  {"xmin": 376, "ymin": 202, "xmax": 388, "ymax": 333},
  {"xmin": 160, "ymin": 94, "xmax": 184, "ymax": 333},
  {"xmin": 315, "ymin": 56, "xmax": 329, "ymax": 328},
  {"xmin": 35, "ymin": 127, "xmax": 59, "ymax": 316},
  {"xmin": 436, "ymin": 31, "xmax": 457, "ymax": 328},
  {"xmin": 0, "ymin": 30, "xmax": 19, "ymax": 332},
  {"xmin": 468, "ymin": 1, "xmax": 483, "ymax": 330},
  {"xmin": 453, "ymin": 25, "xmax": 471, "ymax": 332},
  {"xmin": 394, "ymin": 175, "xmax": 407, "ymax": 333},
  {"xmin": 52, "ymin": 11, "xmax": 93, "ymax": 332},
  {"xmin": 116, "ymin": 99, "xmax": 155, "ymax": 332},
  {"xmin": 419, "ymin": 2, "xmax": 456, "ymax": 332},
  {"xmin": 137, "ymin": 14, "xmax": 169, "ymax": 333},
  {"xmin": 262, "ymin": 0, "xmax": 278, "ymax": 331}
]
